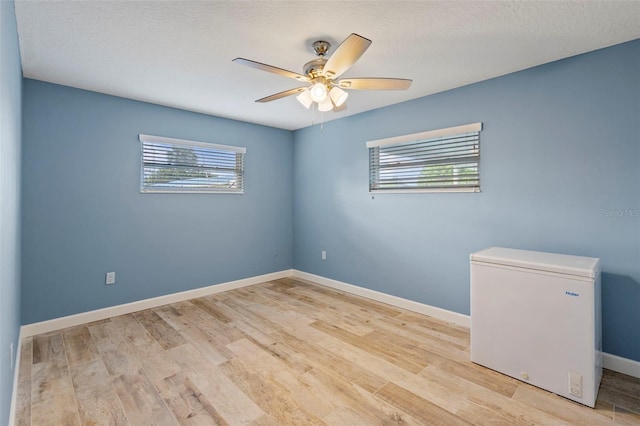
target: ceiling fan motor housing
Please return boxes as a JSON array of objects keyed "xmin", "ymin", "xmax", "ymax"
[
  {"xmin": 304, "ymin": 40, "xmax": 331, "ymax": 78},
  {"xmin": 303, "ymin": 58, "xmax": 327, "ymax": 78}
]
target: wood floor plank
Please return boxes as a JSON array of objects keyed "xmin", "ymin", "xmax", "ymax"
[
  {"xmin": 231, "ymin": 318, "xmax": 318, "ymax": 377},
  {"xmin": 303, "ymin": 363, "xmax": 424, "ymax": 425},
  {"xmin": 155, "ymin": 371, "xmax": 229, "ymax": 426},
  {"xmin": 311, "ymin": 319, "xmax": 428, "ymax": 373},
  {"xmin": 368, "ymin": 314, "xmax": 470, "ymax": 352},
  {"xmin": 272, "ymin": 328, "xmax": 387, "ymax": 394},
  {"xmin": 177, "ymin": 302, "xmax": 246, "ymax": 344},
  {"xmin": 219, "ymin": 297, "xmax": 283, "ymax": 334},
  {"xmin": 70, "ymin": 358, "xmax": 129, "ymax": 425},
  {"xmin": 339, "ymin": 382, "xmax": 427, "ymax": 426},
  {"xmin": 257, "ymin": 284, "xmax": 376, "ymax": 336},
  {"xmin": 233, "ymin": 286, "xmax": 282, "ymax": 306},
  {"xmin": 155, "ymin": 304, "xmax": 234, "ymax": 366},
  {"xmin": 438, "ymin": 357, "xmax": 520, "ymax": 397},
  {"xmin": 144, "ymin": 347, "xmax": 184, "ymax": 384},
  {"xmin": 31, "ymin": 335, "xmax": 70, "ymax": 405},
  {"xmin": 420, "ymin": 364, "xmax": 573, "ymax": 425},
  {"xmin": 229, "ymin": 319, "xmax": 274, "ymax": 348},
  {"xmin": 190, "ymin": 297, "xmax": 236, "ymax": 323},
  {"xmin": 15, "ymin": 278, "xmax": 640, "ymax": 426},
  {"xmin": 512, "ymin": 383, "xmax": 613, "ymax": 425},
  {"xmin": 31, "ymin": 374, "xmax": 81, "ymax": 425},
  {"xmin": 225, "ymin": 337, "xmax": 335, "ymax": 419},
  {"xmin": 448, "ymin": 400, "xmax": 517, "ymax": 426},
  {"xmin": 599, "ymin": 369, "xmax": 640, "ymax": 414},
  {"xmin": 291, "ymin": 279, "xmax": 406, "ymax": 318},
  {"xmin": 109, "ymin": 313, "xmax": 165, "ymax": 357},
  {"xmin": 601, "ymin": 369, "xmax": 640, "ymax": 397},
  {"xmin": 284, "ymin": 283, "xmax": 399, "ymax": 325},
  {"xmin": 300, "ymin": 367, "xmax": 382, "ymax": 422},
  {"xmin": 247, "ymin": 414, "xmax": 280, "ymax": 426},
  {"xmin": 15, "ymin": 337, "xmax": 32, "ymax": 426},
  {"xmin": 170, "ymin": 343, "xmax": 265, "ymax": 425},
  {"xmin": 322, "ymin": 406, "xmax": 376, "ymax": 426},
  {"xmin": 284, "ymin": 321, "xmax": 417, "ymax": 384},
  {"xmin": 397, "ymin": 310, "xmax": 470, "ymax": 340},
  {"xmin": 88, "ymin": 320, "xmax": 145, "ymax": 377},
  {"xmin": 112, "ymin": 368, "xmax": 178, "ymax": 426},
  {"xmin": 32, "ymin": 331, "xmax": 66, "ymax": 366},
  {"xmin": 242, "ymin": 298, "xmax": 315, "ymax": 330},
  {"xmin": 376, "ymin": 381, "xmax": 472, "ymax": 426},
  {"xmin": 62, "ymin": 325, "xmax": 101, "ymax": 370},
  {"xmin": 218, "ymin": 356, "xmax": 324, "ymax": 425},
  {"xmin": 133, "ymin": 309, "xmax": 187, "ymax": 350},
  {"xmin": 613, "ymin": 405, "xmax": 640, "ymax": 425}
]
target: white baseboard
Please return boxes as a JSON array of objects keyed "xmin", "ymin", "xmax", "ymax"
[
  {"xmin": 603, "ymin": 352, "xmax": 640, "ymax": 379},
  {"xmin": 21, "ymin": 269, "xmax": 293, "ymax": 338},
  {"xmin": 292, "ymin": 270, "xmax": 471, "ymax": 328},
  {"xmin": 8, "ymin": 328, "xmax": 23, "ymax": 426}
]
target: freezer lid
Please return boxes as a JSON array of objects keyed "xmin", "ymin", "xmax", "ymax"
[{"xmin": 470, "ymin": 247, "xmax": 600, "ymax": 278}]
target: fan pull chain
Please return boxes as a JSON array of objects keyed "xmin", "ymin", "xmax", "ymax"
[{"xmin": 309, "ymin": 101, "xmax": 324, "ymax": 131}]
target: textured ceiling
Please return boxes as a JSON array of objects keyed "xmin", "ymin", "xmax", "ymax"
[{"xmin": 14, "ymin": 1, "xmax": 640, "ymax": 130}]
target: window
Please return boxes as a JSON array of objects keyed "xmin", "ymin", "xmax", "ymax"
[
  {"xmin": 367, "ymin": 122, "xmax": 482, "ymax": 193},
  {"xmin": 139, "ymin": 134, "xmax": 245, "ymax": 193}
]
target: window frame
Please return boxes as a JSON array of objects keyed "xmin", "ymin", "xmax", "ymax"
[
  {"xmin": 366, "ymin": 122, "xmax": 482, "ymax": 193},
  {"xmin": 138, "ymin": 134, "xmax": 246, "ymax": 194}
]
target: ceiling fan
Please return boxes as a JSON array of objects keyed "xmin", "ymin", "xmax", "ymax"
[{"xmin": 233, "ymin": 33, "xmax": 412, "ymax": 112}]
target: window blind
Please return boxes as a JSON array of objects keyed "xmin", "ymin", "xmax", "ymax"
[
  {"xmin": 367, "ymin": 123, "xmax": 481, "ymax": 192},
  {"xmin": 139, "ymin": 134, "xmax": 245, "ymax": 193}
]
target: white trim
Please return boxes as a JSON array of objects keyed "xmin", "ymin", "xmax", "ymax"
[
  {"xmin": 139, "ymin": 133, "xmax": 247, "ymax": 153},
  {"xmin": 8, "ymin": 328, "xmax": 22, "ymax": 426},
  {"xmin": 292, "ymin": 270, "xmax": 471, "ymax": 327},
  {"xmin": 603, "ymin": 352, "xmax": 640, "ymax": 379},
  {"xmin": 366, "ymin": 122, "xmax": 482, "ymax": 148},
  {"xmin": 370, "ymin": 187, "xmax": 480, "ymax": 194},
  {"xmin": 21, "ymin": 269, "xmax": 292, "ymax": 337}
]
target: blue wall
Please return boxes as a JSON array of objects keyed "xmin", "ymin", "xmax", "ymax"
[
  {"xmin": 293, "ymin": 40, "xmax": 640, "ymax": 362},
  {"xmin": 0, "ymin": 0, "xmax": 22, "ymax": 422},
  {"xmin": 22, "ymin": 80, "xmax": 294, "ymax": 324}
]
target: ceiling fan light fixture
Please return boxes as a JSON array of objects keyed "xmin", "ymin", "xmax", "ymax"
[
  {"xmin": 309, "ymin": 82, "xmax": 328, "ymax": 102},
  {"xmin": 234, "ymin": 34, "xmax": 411, "ymax": 119},
  {"xmin": 318, "ymin": 96, "xmax": 334, "ymax": 112},
  {"xmin": 329, "ymin": 86, "xmax": 348, "ymax": 107},
  {"xmin": 296, "ymin": 89, "xmax": 313, "ymax": 109}
]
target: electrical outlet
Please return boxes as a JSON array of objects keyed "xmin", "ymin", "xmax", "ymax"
[
  {"xmin": 10, "ymin": 342, "xmax": 14, "ymax": 370},
  {"xmin": 272, "ymin": 247, "xmax": 278, "ymax": 258},
  {"xmin": 105, "ymin": 272, "xmax": 116, "ymax": 285},
  {"xmin": 321, "ymin": 250, "xmax": 327, "ymax": 261},
  {"xmin": 568, "ymin": 371, "xmax": 583, "ymax": 398}
]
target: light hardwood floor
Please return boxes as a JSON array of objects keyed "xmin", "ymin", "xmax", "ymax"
[{"xmin": 14, "ymin": 278, "xmax": 640, "ymax": 425}]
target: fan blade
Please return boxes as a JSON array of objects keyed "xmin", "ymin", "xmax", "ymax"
[
  {"xmin": 337, "ymin": 78, "xmax": 412, "ymax": 90},
  {"xmin": 233, "ymin": 58, "xmax": 310, "ymax": 82},
  {"xmin": 256, "ymin": 87, "xmax": 308, "ymax": 103},
  {"xmin": 322, "ymin": 33, "xmax": 372, "ymax": 79}
]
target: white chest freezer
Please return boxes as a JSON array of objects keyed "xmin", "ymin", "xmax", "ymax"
[{"xmin": 470, "ymin": 247, "xmax": 602, "ymax": 407}]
